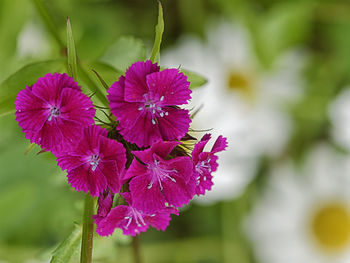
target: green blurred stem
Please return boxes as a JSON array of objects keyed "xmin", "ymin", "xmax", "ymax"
[
  {"xmin": 80, "ymin": 194, "xmax": 94, "ymax": 263},
  {"xmin": 31, "ymin": 0, "xmax": 65, "ymax": 49},
  {"xmin": 132, "ymin": 236, "xmax": 141, "ymax": 263}
]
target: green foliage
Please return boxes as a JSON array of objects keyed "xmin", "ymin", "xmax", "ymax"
[
  {"xmin": 50, "ymin": 224, "xmax": 82, "ymax": 263},
  {"xmin": 0, "ymin": 0, "xmax": 30, "ymax": 80},
  {"xmin": 250, "ymin": 1, "xmax": 314, "ymax": 67},
  {"xmin": 150, "ymin": 1, "xmax": 164, "ymax": 63},
  {"xmin": 181, "ymin": 69, "xmax": 207, "ymax": 89},
  {"xmin": 101, "ymin": 36, "xmax": 147, "ymax": 72},
  {"xmin": 0, "ymin": 60, "xmax": 66, "ymax": 117},
  {"xmin": 66, "ymin": 18, "xmax": 78, "ymax": 80}
]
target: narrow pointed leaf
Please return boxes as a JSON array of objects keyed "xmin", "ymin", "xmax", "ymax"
[
  {"xmin": 50, "ymin": 224, "xmax": 82, "ymax": 263},
  {"xmin": 78, "ymin": 63, "xmax": 109, "ymax": 107},
  {"xmin": 24, "ymin": 143, "xmax": 36, "ymax": 155},
  {"xmin": 150, "ymin": 1, "xmax": 164, "ymax": 63},
  {"xmin": 0, "ymin": 60, "xmax": 66, "ymax": 117},
  {"xmin": 89, "ymin": 61, "xmax": 122, "ymax": 87},
  {"xmin": 92, "ymin": 70, "xmax": 110, "ymax": 91},
  {"xmin": 66, "ymin": 18, "xmax": 78, "ymax": 80}
]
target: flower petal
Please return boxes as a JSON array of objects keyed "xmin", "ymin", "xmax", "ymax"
[
  {"xmin": 145, "ymin": 207, "xmax": 178, "ymax": 231},
  {"xmin": 108, "ymin": 76, "xmax": 142, "ymax": 128},
  {"xmin": 211, "ymin": 135, "xmax": 228, "ymax": 153},
  {"xmin": 146, "ymin": 68, "xmax": 191, "ymax": 105},
  {"xmin": 98, "ymin": 136, "xmax": 126, "ymax": 174},
  {"xmin": 95, "ymin": 205, "xmax": 129, "ymax": 236},
  {"xmin": 120, "ymin": 110, "xmax": 162, "ymax": 147},
  {"xmin": 124, "ymin": 60, "xmax": 160, "ymax": 102},
  {"xmin": 98, "ymin": 160, "xmax": 121, "ymax": 193},
  {"xmin": 123, "ymin": 158, "xmax": 148, "ymax": 182},
  {"xmin": 157, "ymin": 107, "xmax": 191, "ymax": 141},
  {"xmin": 31, "ymin": 73, "xmax": 80, "ymax": 104},
  {"xmin": 15, "ymin": 87, "xmax": 49, "ymax": 132},
  {"xmin": 67, "ymin": 164, "xmax": 107, "ymax": 196},
  {"xmin": 60, "ymin": 88, "xmax": 95, "ymax": 125},
  {"xmin": 192, "ymin": 134, "xmax": 211, "ymax": 163},
  {"xmin": 130, "ymin": 174, "xmax": 166, "ymax": 212}
]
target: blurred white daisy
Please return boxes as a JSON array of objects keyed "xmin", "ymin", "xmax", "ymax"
[
  {"xmin": 163, "ymin": 21, "xmax": 305, "ymax": 203},
  {"xmin": 329, "ymin": 87, "xmax": 350, "ymax": 151},
  {"xmin": 246, "ymin": 144, "xmax": 350, "ymax": 263}
]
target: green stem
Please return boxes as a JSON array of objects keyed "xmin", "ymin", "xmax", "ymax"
[
  {"xmin": 132, "ymin": 236, "xmax": 141, "ymax": 263},
  {"xmin": 80, "ymin": 194, "xmax": 94, "ymax": 263}
]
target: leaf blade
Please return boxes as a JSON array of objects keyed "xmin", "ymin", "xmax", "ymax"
[
  {"xmin": 66, "ymin": 18, "xmax": 78, "ymax": 80},
  {"xmin": 180, "ymin": 69, "xmax": 207, "ymax": 89},
  {"xmin": 150, "ymin": 1, "xmax": 164, "ymax": 63},
  {"xmin": 50, "ymin": 224, "xmax": 82, "ymax": 263}
]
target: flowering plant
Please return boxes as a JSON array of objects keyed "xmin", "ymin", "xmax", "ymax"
[{"xmin": 13, "ymin": 2, "xmax": 227, "ymax": 262}]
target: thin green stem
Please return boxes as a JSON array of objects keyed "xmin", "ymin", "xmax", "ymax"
[
  {"xmin": 132, "ymin": 236, "xmax": 141, "ymax": 263},
  {"xmin": 80, "ymin": 194, "xmax": 94, "ymax": 263}
]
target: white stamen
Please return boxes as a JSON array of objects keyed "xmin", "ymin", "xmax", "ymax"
[
  {"xmin": 90, "ymin": 154, "xmax": 100, "ymax": 171},
  {"xmin": 160, "ymin": 96, "xmax": 164, "ymax": 101},
  {"xmin": 48, "ymin": 106, "xmax": 60, "ymax": 121},
  {"xmin": 152, "ymin": 119, "xmax": 156, "ymax": 125}
]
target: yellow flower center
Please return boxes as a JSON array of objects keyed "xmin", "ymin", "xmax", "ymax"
[
  {"xmin": 311, "ymin": 202, "xmax": 350, "ymax": 252},
  {"xmin": 226, "ymin": 70, "xmax": 255, "ymax": 102}
]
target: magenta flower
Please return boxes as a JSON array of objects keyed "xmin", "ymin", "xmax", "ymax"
[
  {"xmin": 57, "ymin": 125, "xmax": 126, "ymax": 196},
  {"xmin": 95, "ymin": 192, "xmax": 178, "ymax": 236},
  {"xmin": 192, "ymin": 134, "xmax": 228, "ymax": 195},
  {"xmin": 107, "ymin": 60, "xmax": 192, "ymax": 147},
  {"xmin": 124, "ymin": 141, "xmax": 195, "ymax": 212},
  {"xmin": 93, "ymin": 190, "xmax": 114, "ymax": 225},
  {"xmin": 15, "ymin": 73, "xmax": 95, "ymax": 153}
]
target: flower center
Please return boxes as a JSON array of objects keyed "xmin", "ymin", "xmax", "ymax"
[
  {"xmin": 124, "ymin": 206, "xmax": 146, "ymax": 230},
  {"xmin": 89, "ymin": 154, "xmax": 100, "ymax": 171},
  {"xmin": 138, "ymin": 95, "xmax": 168, "ymax": 125},
  {"xmin": 147, "ymin": 159, "xmax": 177, "ymax": 190},
  {"xmin": 195, "ymin": 159, "xmax": 211, "ymax": 185},
  {"xmin": 311, "ymin": 202, "xmax": 350, "ymax": 252},
  {"xmin": 48, "ymin": 106, "xmax": 60, "ymax": 121},
  {"xmin": 226, "ymin": 70, "xmax": 255, "ymax": 102}
]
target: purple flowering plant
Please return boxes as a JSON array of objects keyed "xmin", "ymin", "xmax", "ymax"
[{"xmin": 12, "ymin": 2, "xmax": 227, "ymax": 262}]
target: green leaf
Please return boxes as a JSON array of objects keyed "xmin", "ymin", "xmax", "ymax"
[
  {"xmin": 77, "ymin": 63, "xmax": 109, "ymax": 107},
  {"xmin": 89, "ymin": 61, "xmax": 122, "ymax": 87},
  {"xmin": 150, "ymin": 1, "xmax": 164, "ymax": 63},
  {"xmin": 92, "ymin": 70, "xmax": 109, "ymax": 91},
  {"xmin": 0, "ymin": 60, "xmax": 66, "ymax": 117},
  {"xmin": 181, "ymin": 69, "xmax": 207, "ymax": 89},
  {"xmin": 50, "ymin": 224, "xmax": 82, "ymax": 263},
  {"xmin": 66, "ymin": 18, "xmax": 78, "ymax": 80},
  {"xmin": 101, "ymin": 36, "xmax": 147, "ymax": 72}
]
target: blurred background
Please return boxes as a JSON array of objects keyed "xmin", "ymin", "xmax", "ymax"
[{"xmin": 2, "ymin": 0, "xmax": 350, "ymax": 262}]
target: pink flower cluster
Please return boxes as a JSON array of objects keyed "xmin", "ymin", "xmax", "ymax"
[{"xmin": 15, "ymin": 60, "xmax": 227, "ymax": 236}]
